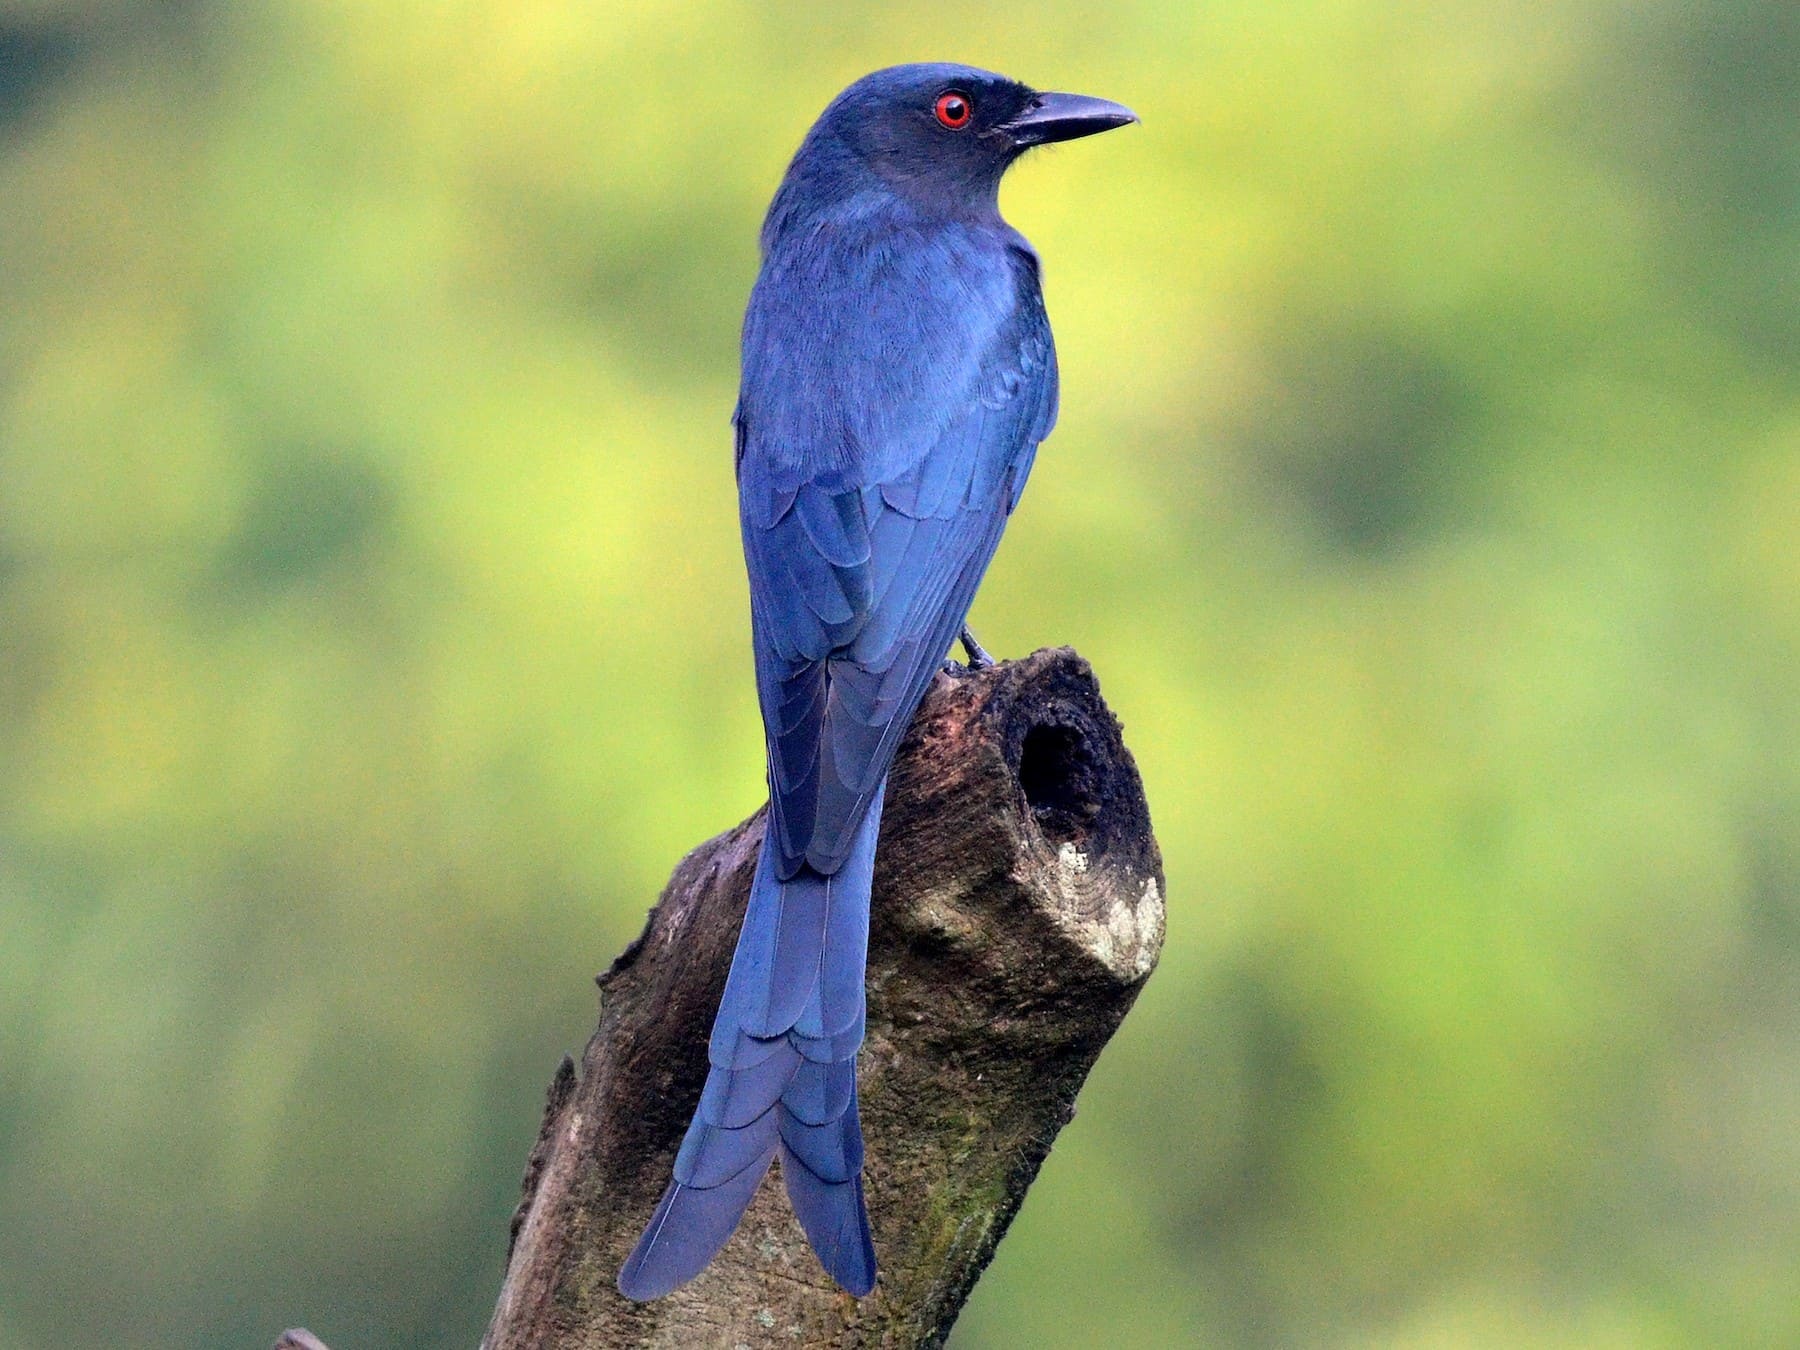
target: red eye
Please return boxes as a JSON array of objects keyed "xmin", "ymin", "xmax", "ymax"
[{"xmin": 934, "ymin": 91, "xmax": 973, "ymax": 129}]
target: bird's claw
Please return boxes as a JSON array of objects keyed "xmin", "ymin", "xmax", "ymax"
[{"xmin": 958, "ymin": 625, "xmax": 997, "ymax": 671}]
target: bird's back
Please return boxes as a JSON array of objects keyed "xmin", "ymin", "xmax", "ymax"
[{"xmin": 738, "ymin": 200, "xmax": 1045, "ymax": 491}]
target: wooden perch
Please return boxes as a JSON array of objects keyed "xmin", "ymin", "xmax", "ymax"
[{"xmin": 480, "ymin": 647, "xmax": 1164, "ymax": 1348}]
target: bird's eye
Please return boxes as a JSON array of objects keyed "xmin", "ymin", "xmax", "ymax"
[{"xmin": 934, "ymin": 91, "xmax": 973, "ymax": 130}]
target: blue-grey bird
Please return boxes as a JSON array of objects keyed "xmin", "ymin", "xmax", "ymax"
[{"xmin": 618, "ymin": 63, "xmax": 1136, "ymax": 1301}]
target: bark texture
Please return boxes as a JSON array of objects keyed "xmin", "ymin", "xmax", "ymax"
[{"xmin": 483, "ymin": 648, "xmax": 1165, "ymax": 1349}]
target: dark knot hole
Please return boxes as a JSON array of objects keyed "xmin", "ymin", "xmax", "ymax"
[{"xmin": 1017, "ymin": 722, "xmax": 1103, "ymax": 845}]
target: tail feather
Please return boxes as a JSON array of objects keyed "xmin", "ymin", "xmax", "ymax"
[
  {"xmin": 758, "ymin": 868, "xmax": 831, "ymax": 1035},
  {"xmin": 782, "ymin": 1057, "xmax": 856, "ymax": 1126},
  {"xmin": 790, "ymin": 1009, "xmax": 865, "ymax": 1064},
  {"xmin": 802, "ymin": 795, "xmax": 879, "ymax": 1039},
  {"xmin": 698, "ymin": 1045, "xmax": 801, "ymax": 1129},
  {"xmin": 675, "ymin": 1107, "xmax": 782, "ymax": 1189},
  {"xmin": 782, "ymin": 1114, "xmax": 877, "ymax": 1297},
  {"xmin": 619, "ymin": 783, "xmax": 886, "ymax": 1302},
  {"xmin": 719, "ymin": 864, "xmax": 828, "ymax": 1039},
  {"xmin": 778, "ymin": 1092, "xmax": 863, "ymax": 1182},
  {"xmin": 710, "ymin": 1023, "xmax": 791, "ymax": 1070},
  {"xmin": 616, "ymin": 1141, "xmax": 778, "ymax": 1302}
]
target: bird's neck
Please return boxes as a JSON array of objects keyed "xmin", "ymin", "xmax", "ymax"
[{"xmin": 760, "ymin": 132, "xmax": 1003, "ymax": 256}]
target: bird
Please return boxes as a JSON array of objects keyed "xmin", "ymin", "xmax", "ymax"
[{"xmin": 617, "ymin": 62, "xmax": 1136, "ymax": 1302}]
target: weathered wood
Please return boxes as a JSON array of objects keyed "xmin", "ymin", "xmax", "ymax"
[{"xmin": 483, "ymin": 648, "xmax": 1164, "ymax": 1349}]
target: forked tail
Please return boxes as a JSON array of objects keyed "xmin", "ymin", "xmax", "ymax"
[{"xmin": 616, "ymin": 782, "xmax": 885, "ymax": 1300}]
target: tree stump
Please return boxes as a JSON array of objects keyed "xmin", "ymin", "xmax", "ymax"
[{"xmin": 483, "ymin": 647, "xmax": 1164, "ymax": 1348}]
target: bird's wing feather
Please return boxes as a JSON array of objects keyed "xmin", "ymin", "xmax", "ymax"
[{"xmin": 739, "ymin": 245, "xmax": 1056, "ymax": 877}]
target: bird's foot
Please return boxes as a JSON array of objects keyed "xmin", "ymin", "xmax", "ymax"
[{"xmin": 958, "ymin": 624, "xmax": 997, "ymax": 671}]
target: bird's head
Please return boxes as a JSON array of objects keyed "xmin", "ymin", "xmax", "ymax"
[{"xmin": 790, "ymin": 63, "xmax": 1137, "ymax": 218}]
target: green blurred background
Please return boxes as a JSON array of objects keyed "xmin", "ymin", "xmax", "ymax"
[{"xmin": 2, "ymin": 2, "xmax": 1796, "ymax": 1346}]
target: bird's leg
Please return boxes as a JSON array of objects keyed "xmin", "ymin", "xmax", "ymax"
[{"xmin": 958, "ymin": 624, "xmax": 997, "ymax": 671}]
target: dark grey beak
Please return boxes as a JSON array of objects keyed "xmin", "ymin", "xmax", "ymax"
[{"xmin": 1002, "ymin": 91, "xmax": 1139, "ymax": 147}]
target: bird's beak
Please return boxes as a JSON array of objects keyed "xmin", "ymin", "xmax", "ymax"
[{"xmin": 1002, "ymin": 91, "xmax": 1139, "ymax": 147}]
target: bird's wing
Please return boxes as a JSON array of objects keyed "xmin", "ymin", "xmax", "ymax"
[{"xmin": 738, "ymin": 247, "xmax": 1058, "ymax": 878}]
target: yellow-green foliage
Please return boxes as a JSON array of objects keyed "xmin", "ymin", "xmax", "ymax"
[{"xmin": 1, "ymin": 2, "xmax": 1795, "ymax": 1346}]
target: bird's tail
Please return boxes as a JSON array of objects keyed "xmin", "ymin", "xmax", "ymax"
[{"xmin": 617, "ymin": 782, "xmax": 885, "ymax": 1301}]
